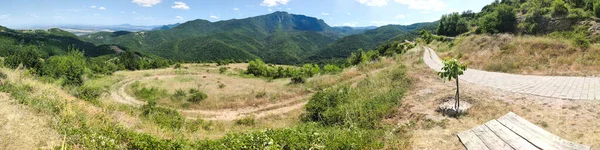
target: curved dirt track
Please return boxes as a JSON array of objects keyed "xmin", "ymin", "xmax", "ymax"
[{"xmin": 110, "ymin": 74, "xmax": 310, "ymax": 121}]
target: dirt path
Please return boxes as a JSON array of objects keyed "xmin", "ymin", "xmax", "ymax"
[
  {"xmin": 0, "ymin": 93, "xmax": 60, "ymax": 149},
  {"xmin": 110, "ymin": 75, "xmax": 310, "ymax": 121}
]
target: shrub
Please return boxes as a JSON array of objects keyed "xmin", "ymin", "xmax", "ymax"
[
  {"xmin": 573, "ymin": 34, "xmax": 591, "ymax": 49},
  {"xmin": 4, "ymin": 47, "xmax": 42, "ymax": 70},
  {"xmin": 323, "ymin": 64, "xmax": 341, "ymax": 74},
  {"xmin": 551, "ymin": 0, "xmax": 569, "ymax": 17},
  {"xmin": 39, "ymin": 49, "xmax": 86, "ymax": 86},
  {"xmin": 187, "ymin": 91, "xmax": 208, "ymax": 103},
  {"xmin": 174, "ymin": 63, "xmax": 182, "ymax": 69},
  {"xmin": 291, "ymin": 75, "xmax": 306, "ymax": 84},
  {"xmin": 0, "ymin": 71, "xmax": 7, "ymax": 79},
  {"xmin": 235, "ymin": 116, "xmax": 256, "ymax": 126},
  {"xmin": 73, "ymin": 85, "xmax": 103, "ymax": 102},
  {"xmin": 141, "ymin": 98, "xmax": 185, "ymax": 129},
  {"xmin": 348, "ymin": 49, "xmax": 368, "ymax": 65},
  {"xmin": 171, "ymin": 89, "xmax": 187, "ymax": 101},
  {"xmin": 218, "ymin": 83, "xmax": 226, "ymax": 89},
  {"xmin": 219, "ymin": 67, "xmax": 228, "ymax": 74},
  {"xmin": 134, "ymin": 86, "xmax": 168, "ymax": 101}
]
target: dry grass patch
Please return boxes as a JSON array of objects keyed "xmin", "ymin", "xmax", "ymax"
[{"xmin": 433, "ymin": 34, "xmax": 600, "ymax": 76}]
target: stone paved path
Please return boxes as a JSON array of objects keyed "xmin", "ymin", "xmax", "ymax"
[{"xmin": 423, "ymin": 47, "xmax": 600, "ymax": 100}]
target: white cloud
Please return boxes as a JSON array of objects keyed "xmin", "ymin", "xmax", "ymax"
[
  {"xmin": 268, "ymin": 8, "xmax": 273, "ymax": 12},
  {"xmin": 90, "ymin": 5, "xmax": 96, "ymax": 9},
  {"xmin": 356, "ymin": 0, "xmax": 389, "ymax": 7},
  {"xmin": 394, "ymin": 0, "xmax": 446, "ymax": 11},
  {"xmin": 99, "ymin": 7, "xmax": 106, "ymax": 10},
  {"xmin": 210, "ymin": 15, "xmax": 219, "ymax": 19},
  {"xmin": 172, "ymin": 1, "xmax": 190, "ymax": 10},
  {"xmin": 132, "ymin": 11, "xmax": 137, "ymax": 14},
  {"xmin": 233, "ymin": 8, "xmax": 240, "ymax": 11},
  {"xmin": 175, "ymin": 16, "xmax": 184, "ymax": 20},
  {"xmin": 121, "ymin": 11, "xmax": 126, "ymax": 14},
  {"xmin": 132, "ymin": 0, "xmax": 162, "ymax": 7},
  {"xmin": 260, "ymin": 0, "xmax": 289, "ymax": 7},
  {"xmin": 321, "ymin": 13, "xmax": 329, "ymax": 16},
  {"xmin": 287, "ymin": 8, "xmax": 292, "ymax": 10},
  {"xmin": 394, "ymin": 14, "xmax": 406, "ymax": 19},
  {"xmin": 347, "ymin": 13, "xmax": 352, "ymax": 15},
  {"xmin": 29, "ymin": 14, "xmax": 39, "ymax": 18}
]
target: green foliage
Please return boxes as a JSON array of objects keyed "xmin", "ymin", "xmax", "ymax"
[
  {"xmin": 72, "ymin": 85, "xmax": 103, "ymax": 103},
  {"xmin": 247, "ymin": 59, "xmax": 321, "ymax": 79},
  {"xmin": 348, "ymin": 49, "xmax": 369, "ymax": 65},
  {"xmin": 216, "ymin": 59, "xmax": 234, "ymax": 66},
  {"xmin": 4, "ymin": 47, "xmax": 42, "ymax": 70},
  {"xmin": 39, "ymin": 48, "xmax": 87, "ymax": 86},
  {"xmin": 323, "ymin": 64, "xmax": 341, "ymax": 74},
  {"xmin": 573, "ymin": 33, "xmax": 591, "ymax": 49},
  {"xmin": 141, "ymin": 98, "xmax": 185, "ymax": 129},
  {"xmin": 235, "ymin": 116, "xmax": 256, "ymax": 126},
  {"xmin": 304, "ymin": 65, "xmax": 410, "ymax": 129},
  {"xmin": 173, "ymin": 63, "xmax": 182, "ymax": 69},
  {"xmin": 291, "ymin": 75, "xmax": 306, "ymax": 84},
  {"xmin": 595, "ymin": 2, "xmax": 600, "ymax": 17},
  {"xmin": 437, "ymin": 12, "xmax": 470, "ymax": 36},
  {"xmin": 438, "ymin": 58, "xmax": 467, "ymax": 81},
  {"xmin": 477, "ymin": 4, "xmax": 517, "ymax": 34},
  {"xmin": 188, "ymin": 91, "xmax": 208, "ymax": 103},
  {"xmin": 551, "ymin": 0, "xmax": 569, "ymax": 17},
  {"xmin": 219, "ymin": 67, "xmax": 228, "ymax": 74},
  {"xmin": 171, "ymin": 89, "xmax": 187, "ymax": 101}
]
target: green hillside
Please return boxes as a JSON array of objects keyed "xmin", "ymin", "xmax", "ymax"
[
  {"xmin": 0, "ymin": 26, "xmax": 115, "ymax": 58},
  {"xmin": 81, "ymin": 11, "xmax": 435, "ymax": 64},
  {"xmin": 313, "ymin": 22, "xmax": 437, "ymax": 60}
]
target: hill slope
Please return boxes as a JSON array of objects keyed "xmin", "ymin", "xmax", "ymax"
[
  {"xmin": 81, "ymin": 12, "xmax": 435, "ymax": 64},
  {"xmin": 0, "ymin": 26, "xmax": 115, "ymax": 58}
]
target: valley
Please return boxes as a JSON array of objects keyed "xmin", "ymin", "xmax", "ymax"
[{"xmin": 2, "ymin": 0, "xmax": 600, "ymax": 149}]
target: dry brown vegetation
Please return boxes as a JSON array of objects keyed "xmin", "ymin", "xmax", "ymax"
[
  {"xmin": 389, "ymin": 47, "xmax": 600, "ymax": 149},
  {"xmin": 433, "ymin": 34, "xmax": 600, "ymax": 76}
]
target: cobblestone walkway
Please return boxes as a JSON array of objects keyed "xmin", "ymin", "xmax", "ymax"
[{"xmin": 423, "ymin": 47, "xmax": 600, "ymax": 100}]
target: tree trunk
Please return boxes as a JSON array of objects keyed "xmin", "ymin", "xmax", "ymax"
[{"xmin": 455, "ymin": 75, "xmax": 460, "ymax": 117}]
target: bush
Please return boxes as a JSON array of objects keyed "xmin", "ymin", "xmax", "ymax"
[
  {"xmin": 348, "ymin": 49, "xmax": 368, "ymax": 65},
  {"xmin": 219, "ymin": 67, "xmax": 228, "ymax": 74},
  {"xmin": 235, "ymin": 116, "xmax": 256, "ymax": 126},
  {"xmin": 187, "ymin": 90, "xmax": 208, "ymax": 103},
  {"xmin": 477, "ymin": 4, "xmax": 516, "ymax": 34},
  {"xmin": 39, "ymin": 49, "xmax": 86, "ymax": 86},
  {"xmin": 291, "ymin": 75, "xmax": 306, "ymax": 84},
  {"xmin": 171, "ymin": 89, "xmax": 187, "ymax": 101},
  {"xmin": 141, "ymin": 98, "xmax": 185, "ymax": 129},
  {"xmin": 174, "ymin": 63, "xmax": 182, "ymax": 69},
  {"xmin": 551, "ymin": 0, "xmax": 569, "ymax": 17},
  {"xmin": 4, "ymin": 47, "xmax": 42, "ymax": 70},
  {"xmin": 323, "ymin": 64, "xmax": 341, "ymax": 74},
  {"xmin": 73, "ymin": 85, "xmax": 103, "ymax": 102}
]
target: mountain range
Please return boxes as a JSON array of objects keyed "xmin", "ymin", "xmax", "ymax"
[
  {"xmin": 0, "ymin": 11, "xmax": 436, "ymax": 64},
  {"xmin": 80, "ymin": 11, "xmax": 436, "ymax": 64}
]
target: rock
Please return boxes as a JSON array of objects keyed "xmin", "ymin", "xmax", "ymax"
[{"xmin": 437, "ymin": 97, "xmax": 471, "ymax": 117}]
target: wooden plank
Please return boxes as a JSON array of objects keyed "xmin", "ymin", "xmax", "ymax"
[
  {"xmin": 471, "ymin": 124, "xmax": 514, "ymax": 150},
  {"xmin": 484, "ymin": 120, "xmax": 539, "ymax": 150},
  {"xmin": 503, "ymin": 112, "xmax": 590, "ymax": 150},
  {"xmin": 498, "ymin": 112, "xmax": 590, "ymax": 150},
  {"xmin": 457, "ymin": 130, "xmax": 491, "ymax": 150}
]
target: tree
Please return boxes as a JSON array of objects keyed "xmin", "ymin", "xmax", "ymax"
[
  {"xmin": 477, "ymin": 4, "xmax": 517, "ymax": 34},
  {"xmin": 438, "ymin": 58, "xmax": 467, "ymax": 116}
]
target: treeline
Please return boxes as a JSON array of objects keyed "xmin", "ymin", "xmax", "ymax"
[
  {"xmin": 245, "ymin": 41, "xmax": 416, "ymax": 83},
  {"xmin": 437, "ymin": 0, "xmax": 600, "ymax": 36},
  {"xmin": 4, "ymin": 47, "xmax": 172, "ymax": 86}
]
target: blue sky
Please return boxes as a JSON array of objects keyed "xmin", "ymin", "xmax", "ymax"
[{"xmin": 0, "ymin": 0, "xmax": 495, "ymax": 28}]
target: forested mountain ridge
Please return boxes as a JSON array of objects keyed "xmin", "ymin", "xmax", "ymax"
[
  {"xmin": 81, "ymin": 11, "xmax": 435, "ymax": 64},
  {"xmin": 0, "ymin": 26, "xmax": 116, "ymax": 58}
]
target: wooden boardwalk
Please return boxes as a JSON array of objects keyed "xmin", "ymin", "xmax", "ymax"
[{"xmin": 458, "ymin": 112, "xmax": 591, "ymax": 150}]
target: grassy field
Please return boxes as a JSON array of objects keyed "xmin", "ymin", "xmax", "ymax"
[{"xmin": 431, "ymin": 34, "xmax": 600, "ymax": 76}]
